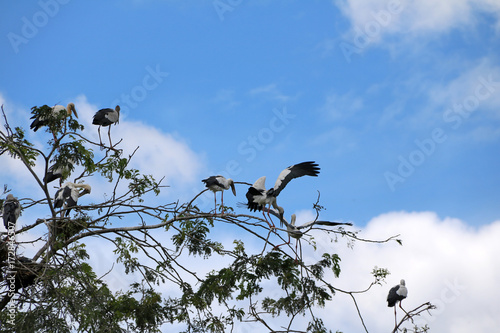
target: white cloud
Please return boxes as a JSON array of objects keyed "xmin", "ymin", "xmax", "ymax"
[
  {"xmin": 301, "ymin": 211, "xmax": 500, "ymax": 332},
  {"xmin": 248, "ymin": 84, "xmax": 293, "ymax": 103},
  {"xmin": 71, "ymin": 95, "xmax": 204, "ymax": 192},
  {"xmin": 336, "ymin": 0, "xmax": 500, "ymax": 41},
  {"xmin": 320, "ymin": 91, "xmax": 363, "ymax": 120},
  {"xmin": 428, "ymin": 60, "xmax": 500, "ymax": 115}
]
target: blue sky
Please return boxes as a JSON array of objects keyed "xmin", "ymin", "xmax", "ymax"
[
  {"xmin": 1, "ymin": 1, "xmax": 500, "ymax": 332},
  {"xmin": 2, "ymin": 1, "xmax": 499, "ymax": 226}
]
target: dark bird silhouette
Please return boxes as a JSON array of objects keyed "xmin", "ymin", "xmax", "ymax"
[
  {"xmin": 387, "ymin": 279, "xmax": 408, "ymax": 327},
  {"xmin": 44, "ymin": 160, "xmax": 73, "ymax": 184},
  {"xmin": 2, "ymin": 194, "xmax": 21, "ymax": 230},
  {"xmin": 92, "ymin": 105, "xmax": 120, "ymax": 147}
]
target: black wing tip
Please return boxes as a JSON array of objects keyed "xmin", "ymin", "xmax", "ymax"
[
  {"xmin": 237, "ymin": 201, "xmax": 262, "ymax": 212},
  {"xmin": 296, "ymin": 161, "xmax": 320, "ymax": 176}
]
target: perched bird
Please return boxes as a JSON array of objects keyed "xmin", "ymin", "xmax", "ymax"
[
  {"xmin": 44, "ymin": 160, "xmax": 73, "ymax": 184},
  {"xmin": 92, "ymin": 105, "xmax": 120, "ymax": 147},
  {"xmin": 387, "ymin": 279, "xmax": 408, "ymax": 326},
  {"xmin": 244, "ymin": 161, "xmax": 320, "ymax": 227},
  {"xmin": 202, "ymin": 175, "xmax": 236, "ymax": 214},
  {"xmin": 30, "ymin": 103, "xmax": 78, "ymax": 132},
  {"xmin": 269, "ymin": 209, "xmax": 352, "ymax": 261},
  {"xmin": 54, "ymin": 182, "xmax": 91, "ymax": 216},
  {"xmin": 2, "ymin": 194, "xmax": 21, "ymax": 230}
]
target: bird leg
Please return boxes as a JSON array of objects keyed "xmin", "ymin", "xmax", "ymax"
[
  {"xmin": 266, "ymin": 207, "xmax": 276, "ymax": 229},
  {"xmin": 294, "ymin": 239, "xmax": 302, "ymax": 264},
  {"xmin": 97, "ymin": 126, "xmax": 103, "ymax": 146},
  {"xmin": 213, "ymin": 193, "xmax": 217, "ymax": 214},
  {"xmin": 273, "ymin": 234, "xmax": 291, "ymax": 250},
  {"xmin": 108, "ymin": 126, "xmax": 113, "ymax": 148},
  {"xmin": 399, "ymin": 300, "xmax": 410, "ymax": 319},
  {"xmin": 220, "ymin": 191, "xmax": 225, "ymax": 215},
  {"xmin": 262, "ymin": 209, "xmax": 275, "ymax": 229},
  {"xmin": 394, "ymin": 306, "xmax": 397, "ymax": 328}
]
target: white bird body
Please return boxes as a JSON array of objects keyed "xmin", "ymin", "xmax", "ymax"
[
  {"xmin": 54, "ymin": 182, "xmax": 91, "ymax": 216},
  {"xmin": 245, "ymin": 161, "xmax": 320, "ymax": 227},
  {"xmin": 2, "ymin": 194, "xmax": 21, "ymax": 230},
  {"xmin": 202, "ymin": 175, "xmax": 236, "ymax": 214},
  {"xmin": 30, "ymin": 103, "xmax": 77, "ymax": 132}
]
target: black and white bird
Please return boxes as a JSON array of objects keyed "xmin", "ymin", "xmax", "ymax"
[
  {"xmin": 244, "ymin": 161, "xmax": 320, "ymax": 227},
  {"xmin": 387, "ymin": 279, "xmax": 408, "ymax": 326},
  {"xmin": 2, "ymin": 194, "xmax": 21, "ymax": 231},
  {"xmin": 269, "ymin": 209, "xmax": 352, "ymax": 261},
  {"xmin": 30, "ymin": 103, "xmax": 78, "ymax": 132},
  {"xmin": 92, "ymin": 105, "xmax": 120, "ymax": 147},
  {"xmin": 54, "ymin": 182, "xmax": 91, "ymax": 216},
  {"xmin": 44, "ymin": 160, "xmax": 74, "ymax": 184},
  {"xmin": 202, "ymin": 175, "xmax": 236, "ymax": 214}
]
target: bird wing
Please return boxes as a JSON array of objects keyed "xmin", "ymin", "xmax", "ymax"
[
  {"xmin": 92, "ymin": 108, "xmax": 115, "ymax": 125},
  {"xmin": 387, "ymin": 285, "xmax": 400, "ymax": 306},
  {"xmin": 66, "ymin": 186, "xmax": 79, "ymax": 208},
  {"xmin": 53, "ymin": 188, "xmax": 65, "ymax": 208},
  {"xmin": 202, "ymin": 176, "xmax": 222, "ymax": 188},
  {"xmin": 271, "ymin": 161, "xmax": 320, "ymax": 197},
  {"xmin": 3, "ymin": 201, "xmax": 19, "ymax": 226},
  {"xmin": 297, "ymin": 220, "xmax": 353, "ymax": 229},
  {"xmin": 45, "ymin": 159, "xmax": 74, "ymax": 183},
  {"xmin": 245, "ymin": 186, "xmax": 265, "ymax": 211},
  {"xmin": 252, "ymin": 176, "xmax": 266, "ymax": 190}
]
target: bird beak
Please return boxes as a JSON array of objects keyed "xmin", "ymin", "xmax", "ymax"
[
  {"xmin": 230, "ymin": 182, "xmax": 236, "ymax": 196},
  {"xmin": 73, "ymin": 108, "xmax": 79, "ymax": 119}
]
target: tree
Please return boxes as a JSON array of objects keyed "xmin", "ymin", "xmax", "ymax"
[{"xmin": 0, "ymin": 104, "xmax": 434, "ymax": 332}]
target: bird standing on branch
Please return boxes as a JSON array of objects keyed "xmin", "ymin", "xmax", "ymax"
[
  {"xmin": 387, "ymin": 279, "xmax": 408, "ymax": 327},
  {"xmin": 202, "ymin": 175, "xmax": 236, "ymax": 214},
  {"xmin": 92, "ymin": 105, "xmax": 120, "ymax": 147},
  {"xmin": 244, "ymin": 161, "xmax": 320, "ymax": 228}
]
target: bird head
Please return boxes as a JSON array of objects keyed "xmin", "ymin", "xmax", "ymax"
[
  {"xmin": 228, "ymin": 179, "xmax": 236, "ymax": 196},
  {"xmin": 115, "ymin": 105, "xmax": 120, "ymax": 124},
  {"xmin": 76, "ymin": 184, "xmax": 92, "ymax": 196},
  {"xmin": 275, "ymin": 205, "xmax": 285, "ymax": 224},
  {"xmin": 67, "ymin": 103, "xmax": 78, "ymax": 118}
]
